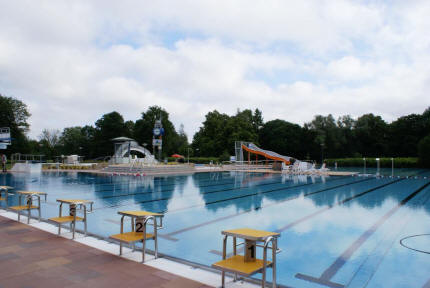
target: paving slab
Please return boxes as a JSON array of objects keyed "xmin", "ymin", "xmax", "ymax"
[{"xmin": 0, "ymin": 215, "xmax": 212, "ymax": 288}]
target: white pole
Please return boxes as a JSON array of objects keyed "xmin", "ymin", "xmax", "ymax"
[
  {"xmin": 376, "ymin": 158, "xmax": 380, "ymax": 176},
  {"xmin": 188, "ymin": 148, "xmax": 190, "ymax": 164}
]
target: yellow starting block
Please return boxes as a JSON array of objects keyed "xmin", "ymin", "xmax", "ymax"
[
  {"xmin": 9, "ymin": 191, "xmax": 47, "ymax": 223},
  {"xmin": 48, "ymin": 199, "xmax": 93, "ymax": 239},
  {"xmin": 109, "ymin": 210, "xmax": 164, "ymax": 263},
  {"xmin": 212, "ymin": 228, "xmax": 281, "ymax": 288},
  {"xmin": 0, "ymin": 186, "xmax": 14, "ymax": 208}
]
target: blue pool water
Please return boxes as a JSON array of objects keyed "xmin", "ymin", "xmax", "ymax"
[{"xmin": 1, "ymin": 169, "xmax": 430, "ymax": 288}]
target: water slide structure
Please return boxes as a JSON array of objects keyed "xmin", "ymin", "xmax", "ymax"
[
  {"xmin": 111, "ymin": 137, "xmax": 157, "ymax": 164},
  {"xmin": 236, "ymin": 142, "xmax": 294, "ymax": 165}
]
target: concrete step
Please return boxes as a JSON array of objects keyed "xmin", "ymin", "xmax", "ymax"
[{"xmin": 102, "ymin": 165, "xmax": 195, "ymax": 174}]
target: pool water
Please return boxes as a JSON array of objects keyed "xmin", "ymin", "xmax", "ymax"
[{"xmin": 1, "ymin": 169, "xmax": 430, "ymax": 288}]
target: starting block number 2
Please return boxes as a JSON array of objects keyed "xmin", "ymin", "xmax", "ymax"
[{"xmin": 135, "ymin": 219, "xmax": 144, "ymax": 233}]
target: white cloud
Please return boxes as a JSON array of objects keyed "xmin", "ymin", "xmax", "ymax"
[{"xmin": 0, "ymin": 0, "xmax": 429, "ymax": 141}]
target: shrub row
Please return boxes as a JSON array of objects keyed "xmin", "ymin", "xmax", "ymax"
[
  {"xmin": 324, "ymin": 157, "xmax": 419, "ymax": 168},
  {"xmin": 166, "ymin": 157, "xmax": 220, "ymax": 164},
  {"xmin": 45, "ymin": 164, "xmax": 95, "ymax": 170}
]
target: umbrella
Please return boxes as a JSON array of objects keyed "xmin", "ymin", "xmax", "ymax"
[{"xmin": 171, "ymin": 154, "xmax": 184, "ymax": 158}]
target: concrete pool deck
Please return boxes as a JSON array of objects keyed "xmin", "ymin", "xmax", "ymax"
[
  {"xmin": 0, "ymin": 210, "xmax": 262, "ymax": 288},
  {"xmin": 39, "ymin": 167, "xmax": 358, "ymax": 177},
  {"xmin": 0, "ymin": 215, "xmax": 214, "ymax": 288}
]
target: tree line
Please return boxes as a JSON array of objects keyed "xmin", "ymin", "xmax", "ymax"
[
  {"xmin": 192, "ymin": 108, "xmax": 430, "ymax": 165},
  {"xmin": 1, "ymin": 93, "xmax": 430, "ymax": 166}
]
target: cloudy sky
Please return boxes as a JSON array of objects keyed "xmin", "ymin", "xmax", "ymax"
[{"xmin": 1, "ymin": 0, "xmax": 429, "ymax": 140}]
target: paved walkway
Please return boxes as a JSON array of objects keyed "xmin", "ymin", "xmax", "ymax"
[{"xmin": 0, "ymin": 216, "xmax": 212, "ymax": 288}]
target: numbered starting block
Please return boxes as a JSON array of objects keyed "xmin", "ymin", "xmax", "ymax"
[
  {"xmin": 109, "ymin": 210, "xmax": 164, "ymax": 263},
  {"xmin": 0, "ymin": 186, "xmax": 14, "ymax": 208},
  {"xmin": 49, "ymin": 199, "xmax": 93, "ymax": 239},
  {"xmin": 9, "ymin": 191, "xmax": 47, "ymax": 223},
  {"xmin": 212, "ymin": 228, "xmax": 281, "ymax": 288}
]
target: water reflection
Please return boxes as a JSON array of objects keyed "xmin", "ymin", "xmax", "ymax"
[{"xmin": 1, "ymin": 171, "xmax": 430, "ymax": 288}]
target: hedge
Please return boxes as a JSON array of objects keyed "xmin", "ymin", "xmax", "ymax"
[
  {"xmin": 324, "ymin": 157, "xmax": 419, "ymax": 168},
  {"xmin": 166, "ymin": 157, "xmax": 220, "ymax": 164}
]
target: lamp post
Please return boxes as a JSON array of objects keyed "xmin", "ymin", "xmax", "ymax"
[
  {"xmin": 376, "ymin": 158, "xmax": 380, "ymax": 176},
  {"xmin": 187, "ymin": 147, "xmax": 192, "ymax": 164},
  {"xmin": 363, "ymin": 157, "xmax": 366, "ymax": 174},
  {"xmin": 320, "ymin": 143, "xmax": 324, "ymax": 165}
]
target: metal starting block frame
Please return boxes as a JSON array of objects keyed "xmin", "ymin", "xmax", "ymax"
[
  {"xmin": 212, "ymin": 228, "xmax": 281, "ymax": 288},
  {"xmin": 109, "ymin": 210, "xmax": 164, "ymax": 263},
  {"xmin": 0, "ymin": 186, "xmax": 14, "ymax": 208},
  {"xmin": 9, "ymin": 191, "xmax": 47, "ymax": 224},
  {"xmin": 48, "ymin": 199, "xmax": 93, "ymax": 239}
]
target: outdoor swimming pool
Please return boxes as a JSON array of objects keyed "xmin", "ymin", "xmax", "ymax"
[{"xmin": 1, "ymin": 169, "xmax": 430, "ymax": 288}]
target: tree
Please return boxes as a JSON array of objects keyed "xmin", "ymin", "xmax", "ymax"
[
  {"xmin": 192, "ymin": 109, "xmax": 262, "ymax": 157},
  {"xmin": 418, "ymin": 134, "xmax": 430, "ymax": 167},
  {"xmin": 80, "ymin": 125, "xmax": 97, "ymax": 159},
  {"xmin": 305, "ymin": 114, "xmax": 342, "ymax": 159},
  {"xmin": 133, "ymin": 106, "xmax": 181, "ymax": 158},
  {"xmin": 388, "ymin": 109, "xmax": 430, "ymax": 157},
  {"xmin": 252, "ymin": 108, "xmax": 264, "ymax": 134},
  {"xmin": 39, "ymin": 129, "xmax": 61, "ymax": 159},
  {"xmin": 336, "ymin": 115, "xmax": 356, "ymax": 157},
  {"xmin": 175, "ymin": 124, "xmax": 189, "ymax": 156},
  {"xmin": 354, "ymin": 114, "xmax": 389, "ymax": 157},
  {"xmin": 124, "ymin": 120, "xmax": 134, "ymax": 138},
  {"xmin": 0, "ymin": 94, "xmax": 31, "ymax": 154},
  {"xmin": 192, "ymin": 110, "xmax": 230, "ymax": 157},
  {"xmin": 59, "ymin": 127, "xmax": 85, "ymax": 155},
  {"xmin": 93, "ymin": 111, "xmax": 127, "ymax": 157},
  {"xmin": 259, "ymin": 119, "xmax": 306, "ymax": 159}
]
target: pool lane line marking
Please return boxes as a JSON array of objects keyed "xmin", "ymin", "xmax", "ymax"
[
  {"xmin": 39, "ymin": 173, "xmax": 289, "ymax": 204},
  {"xmin": 346, "ymin": 190, "xmax": 430, "ymax": 288},
  {"xmin": 94, "ymin": 175, "xmax": 347, "ymax": 210},
  {"xmin": 295, "ymin": 181, "xmax": 430, "ymax": 288},
  {"xmin": 19, "ymin": 173, "xmax": 313, "ymax": 211},
  {"xmin": 163, "ymin": 177, "xmax": 358, "ymax": 214},
  {"xmin": 275, "ymin": 178, "xmax": 403, "ymax": 233},
  {"xmin": 423, "ymin": 279, "xmax": 430, "ymax": 288},
  {"xmin": 102, "ymin": 175, "xmax": 354, "ymax": 211},
  {"xmin": 207, "ymin": 178, "xmax": 401, "ymax": 256},
  {"xmin": 104, "ymin": 218, "xmax": 122, "ymax": 225},
  {"xmin": 99, "ymin": 177, "xmax": 344, "ymax": 214},
  {"xmin": 40, "ymin": 176, "xmax": 243, "ymax": 196},
  {"xmin": 96, "ymin": 173, "xmax": 308, "ymax": 200},
  {"xmin": 157, "ymin": 177, "xmax": 373, "ymax": 241},
  {"xmin": 97, "ymin": 171, "xmax": 279, "ymax": 190},
  {"xmin": 69, "ymin": 173, "xmax": 303, "ymax": 203},
  {"xmin": 28, "ymin": 173, "xmax": 262, "ymax": 196}
]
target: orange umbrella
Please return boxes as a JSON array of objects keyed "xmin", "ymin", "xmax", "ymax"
[{"xmin": 171, "ymin": 154, "xmax": 184, "ymax": 158}]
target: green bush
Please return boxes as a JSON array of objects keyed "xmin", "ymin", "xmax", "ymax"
[
  {"xmin": 325, "ymin": 157, "xmax": 419, "ymax": 168},
  {"xmin": 418, "ymin": 135, "xmax": 430, "ymax": 167},
  {"xmin": 219, "ymin": 151, "xmax": 230, "ymax": 162},
  {"xmin": 166, "ymin": 157, "xmax": 220, "ymax": 164}
]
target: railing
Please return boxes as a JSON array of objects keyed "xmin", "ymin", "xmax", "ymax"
[
  {"xmin": 222, "ymin": 160, "xmax": 274, "ymax": 171},
  {"xmin": 11, "ymin": 153, "xmax": 45, "ymax": 164}
]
